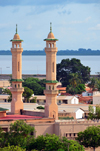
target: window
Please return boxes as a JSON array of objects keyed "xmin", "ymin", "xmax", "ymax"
[
  {"xmin": 52, "ymin": 62, "xmax": 54, "ymax": 72},
  {"xmin": 18, "ymin": 62, "xmax": 19, "ymax": 71}
]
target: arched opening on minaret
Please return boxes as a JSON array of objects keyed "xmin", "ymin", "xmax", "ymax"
[
  {"xmin": 18, "ymin": 84, "xmax": 20, "ymax": 88},
  {"xmin": 14, "ymin": 44, "xmax": 16, "ymax": 48},
  {"xmin": 52, "ymin": 62, "xmax": 54, "ymax": 72},
  {"xmin": 49, "ymin": 43, "xmax": 51, "ymax": 48},
  {"xmin": 18, "ymin": 62, "xmax": 19, "ymax": 71},
  {"xmin": 52, "ymin": 43, "xmax": 54, "ymax": 48},
  {"xmin": 15, "ymin": 84, "xmax": 16, "ymax": 88}
]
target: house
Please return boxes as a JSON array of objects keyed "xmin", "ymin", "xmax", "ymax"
[
  {"xmin": 79, "ymin": 96, "xmax": 93, "ymax": 104},
  {"xmin": 30, "ymin": 95, "xmax": 79, "ymax": 105},
  {"xmin": 57, "ymin": 96, "xmax": 79, "ymax": 104},
  {"xmin": 0, "ymin": 94, "xmax": 10, "ymax": 102},
  {"xmin": 82, "ymin": 90, "xmax": 93, "ymax": 96},
  {"xmin": 58, "ymin": 107, "xmax": 85, "ymax": 119}
]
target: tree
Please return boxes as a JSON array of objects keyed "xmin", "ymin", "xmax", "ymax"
[
  {"xmin": 23, "ymin": 78, "xmax": 46, "ymax": 95},
  {"xmin": 23, "ymin": 87, "xmax": 33, "ymax": 102},
  {"xmin": 66, "ymin": 84, "xmax": 85, "ymax": 95},
  {"xmin": 95, "ymin": 78, "xmax": 100, "ymax": 91},
  {"xmin": 88, "ymin": 78, "xmax": 96, "ymax": 91},
  {"xmin": 88, "ymin": 105, "xmax": 100, "ymax": 120},
  {"xmin": 77, "ymin": 126, "xmax": 100, "ymax": 151},
  {"xmin": 8, "ymin": 120, "xmax": 35, "ymax": 149},
  {"xmin": 29, "ymin": 134, "xmax": 84, "ymax": 151},
  {"xmin": 57, "ymin": 58, "xmax": 90, "ymax": 86},
  {"xmin": 0, "ymin": 145, "xmax": 26, "ymax": 151}
]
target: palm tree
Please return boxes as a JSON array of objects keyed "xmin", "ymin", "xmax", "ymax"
[
  {"xmin": 69, "ymin": 73, "xmax": 81, "ymax": 94},
  {"xmin": 88, "ymin": 78, "xmax": 95, "ymax": 91}
]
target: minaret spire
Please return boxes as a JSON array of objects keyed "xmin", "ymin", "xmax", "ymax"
[
  {"xmin": 50, "ymin": 22, "xmax": 52, "ymax": 33},
  {"xmin": 16, "ymin": 24, "xmax": 18, "ymax": 34}
]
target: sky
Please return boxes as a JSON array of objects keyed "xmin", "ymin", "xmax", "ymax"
[{"xmin": 0, "ymin": 0, "xmax": 100, "ymax": 50}]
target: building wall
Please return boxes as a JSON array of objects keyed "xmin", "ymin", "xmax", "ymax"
[
  {"xmin": 22, "ymin": 110, "xmax": 45, "ymax": 117},
  {"xmin": 58, "ymin": 112, "xmax": 76, "ymax": 119},
  {"xmin": 93, "ymin": 96, "xmax": 100, "ymax": 104}
]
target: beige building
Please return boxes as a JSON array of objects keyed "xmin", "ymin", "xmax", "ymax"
[
  {"xmin": 30, "ymin": 95, "xmax": 79, "ymax": 105},
  {"xmin": 93, "ymin": 92, "xmax": 100, "ymax": 104},
  {"xmin": 0, "ymin": 80, "xmax": 10, "ymax": 88}
]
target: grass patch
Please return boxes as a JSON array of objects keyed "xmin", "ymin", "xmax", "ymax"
[{"xmin": 58, "ymin": 117, "xmax": 74, "ymax": 120}]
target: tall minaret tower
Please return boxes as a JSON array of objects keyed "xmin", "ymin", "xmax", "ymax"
[
  {"xmin": 10, "ymin": 25, "xmax": 24, "ymax": 114},
  {"xmin": 44, "ymin": 23, "xmax": 58, "ymax": 119}
]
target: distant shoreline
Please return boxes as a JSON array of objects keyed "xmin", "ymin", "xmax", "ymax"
[{"xmin": 1, "ymin": 49, "xmax": 100, "ymax": 55}]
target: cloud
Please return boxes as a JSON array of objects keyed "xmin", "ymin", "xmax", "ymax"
[
  {"xmin": 70, "ymin": 16, "xmax": 91, "ymax": 24},
  {"xmin": 0, "ymin": 0, "xmax": 99, "ymax": 6},
  {"xmin": 12, "ymin": 7, "xmax": 19, "ymax": 13},
  {"xmin": 27, "ymin": 5, "xmax": 55, "ymax": 15},
  {"xmin": 58, "ymin": 10, "xmax": 71, "ymax": 15},
  {"xmin": 89, "ymin": 24, "xmax": 100, "ymax": 30}
]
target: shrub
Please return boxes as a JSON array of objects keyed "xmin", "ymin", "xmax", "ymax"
[{"xmin": 37, "ymin": 106, "xmax": 45, "ymax": 110}]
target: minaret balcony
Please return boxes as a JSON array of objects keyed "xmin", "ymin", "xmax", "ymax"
[
  {"xmin": 44, "ymin": 90, "xmax": 58, "ymax": 95},
  {"xmin": 45, "ymin": 48, "xmax": 57, "ymax": 52},
  {"xmin": 10, "ymin": 87, "xmax": 24, "ymax": 92},
  {"xmin": 11, "ymin": 48, "xmax": 23, "ymax": 52}
]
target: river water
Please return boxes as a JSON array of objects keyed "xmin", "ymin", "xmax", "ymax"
[{"xmin": 0, "ymin": 55, "xmax": 100, "ymax": 75}]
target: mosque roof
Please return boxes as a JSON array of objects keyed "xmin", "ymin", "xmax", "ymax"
[
  {"xmin": 0, "ymin": 107, "xmax": 8, "ymax": 112},
  {"xmin": 10, "ymin": 24, "xmax": 23, "ymax": 42},
  {"xmin": 44, "ymin": 22, "xmax": 58, "ymax": 41}
]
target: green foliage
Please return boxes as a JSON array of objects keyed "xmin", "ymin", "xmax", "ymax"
[
  {"xmin": 10, "ymin": 120, "xmax": 35, "ymax": 135},
  {"xmin": 2, "ymin": 88, "xmax": 12, "ymax": 102},
  {"xmin": 0, "ymin": 145, "xmax": 26, "ymax": 151},
  {"xmin": 0, "ymin": 120, "xmax": 35, "ymax": 149},
  {"xmin": 23, "ymin": 87, "xmax": 33, "ymax": 102},
  {"xmin": 37, "ymin": 106, "xmax": 45, "ymax": 110},
  {"xmin": 58, "ymin": 117, "xmax": 74, "ymax": 120},
  {"xmin": 29, "ymin": 134, "xmax": 84, "ymax": 151},
  {"xmin": 66, "ymin": 84, "xmax": 85, "ymax": 95},
  {"xmin": 88, "ymin": 105, "xmax": 100, "ymax": 120},
  {"xmin": 77, "ymin": 126, "xmax": 100, "ymax": 151},
  {"xmin": 57, "ymin": 58, "xmax": 90, "ymax": 86},
  {"xmin": 9, "ymin": 120, "xmax": 35, "ymax": 148},
  {"xmin": 22, "ymin": 78, "xmax": 46, "ymax": 95},
  {"xmin": 57, "ymin": 149, "xmax": 65, "ymax": 151},
  {"xmin": 88, "ymin": 78, "xmax": 96, "ymax": 90},
  {"xmin": 30, "ymin": 97, "xmax": 37, "ymax": 103},
  {"xmin": 95, "ymin": 78, "xmax": 100, "ymax": 91}
]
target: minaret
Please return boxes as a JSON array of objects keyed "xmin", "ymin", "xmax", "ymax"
[
  {"xmin": 10, "ymin": 24, "xmax": 24, "ymax": 114},
  {"xmin": 44, "ymin": 23, "xmax": 58, "ymax": 119}
]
